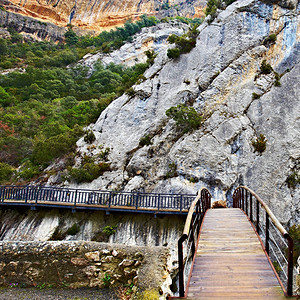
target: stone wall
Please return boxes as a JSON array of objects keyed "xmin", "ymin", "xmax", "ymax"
[{"xmin": 0, "ymin": 241, "xmax": 169, "ymax": 291}]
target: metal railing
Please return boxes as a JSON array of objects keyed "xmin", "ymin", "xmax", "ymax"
[
  {"xmin": 0, "ymin": 185, "xmax": 195, "ymax": 213},
  {"xmin": 233, "ymin": 186, "xmax": 295, "ymax": 296},
  {"xmin": 177, "ymin": 188, "xmax": 211, "ymax": 297}
]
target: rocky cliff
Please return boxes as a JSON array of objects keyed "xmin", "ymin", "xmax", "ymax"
[
  {"xmin": 0, "ymin": 9, "xmax": 66, "ymax": 42},
  {"xmin": 58, "ymin": 0, "xmax": 300, "ymax": 225},
  {"xmin": 3, "ymin": 0, "xmax": 206, "ymax": 32}
]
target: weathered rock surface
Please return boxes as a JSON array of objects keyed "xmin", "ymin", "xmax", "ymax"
[
  {"xmin": 0, "ymin": 9, "xmax": 66, "ymax": 42},
  {"xmin": 0, "ymin": 241, "xmax": 169, "ymax": 292},
  {"xmin": 77, "ymin": 21, "xmax": 189, "ymax": 74},
  {"xmin": 69, "ymin": 0, "xmax": 300, "ymax": 226},
  {"xmin": 3, "ymin": 0, "xmax": 206, "ymax": 32}
]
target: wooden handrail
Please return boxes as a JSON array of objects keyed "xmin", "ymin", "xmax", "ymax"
[
  {"xmin": 233, "ymin": 186, "xmax": 294, "ymax": 296},
  {"xmin": 237, "ymin": 186, "xmax": 288, "ymax": 237},
  {"xmin": 178, "ymin": 187, "xmax": 211, "ymax": 297},
  {"xmin": 182, "ymin": 188, "xmax": 203, "ymax": 235}
]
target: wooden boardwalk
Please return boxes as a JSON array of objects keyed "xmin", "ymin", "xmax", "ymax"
[{"xmin": 186, "ymin": 208, "xmax": 286, "ymax": 299}]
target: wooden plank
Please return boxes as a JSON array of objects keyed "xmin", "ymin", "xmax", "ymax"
[{"xmin": 186, "ymin": 208, "xmax": 285, "ymax": 300}]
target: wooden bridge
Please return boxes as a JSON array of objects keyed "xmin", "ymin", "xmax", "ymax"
[
  {"xmin": 171, "ymin": 187, "xmax": 296, "ymax": 299},
  {"xmin": 0, "ymin": 185, "xmax": 297, "ymax": 297},
  {"xmin": 0, "ymin": 185, "xmax": 194, "ymax": 215}
]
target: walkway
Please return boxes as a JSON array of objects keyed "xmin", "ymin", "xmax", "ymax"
[{"xmin": 186, "ymin": 208, "xmax": 286, "ymax": 299}]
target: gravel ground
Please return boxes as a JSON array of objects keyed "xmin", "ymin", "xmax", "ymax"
[{"xmin": 0, "ymin": 287, "xmax": 118, "ymax": 300}]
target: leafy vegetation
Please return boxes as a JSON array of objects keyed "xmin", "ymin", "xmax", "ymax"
[
  {"xmin": 260, "ymin": 60, "xmax": 273, "ymax": 74},
  {"xmin": 166, "ymin": 104, "xmax": 202, "ymax": 133},
  {"xmin": 139, "ymin": 134, "xmax": 152, "ymax": 146},
  {"xmin": 286, "ymin": 172, "xmax": 300, "ymax": 189},
  {"xmin": 66, "ymin": 223, "xmax": 80, "ymax": 235},
  {"xmin": 251, "ymin": 134, "xmax": 267, "ymax": 154},
  {"xmin": 102, "ymin": 225, "xmax": 118, "ymax": 236},
  {"xmin": 263, "ymin": 34, "xmax": 277, "ymax": 46},
  {"xmin": 167, "ymin": 25, "xmax": 199, "ymax": 59},
  {"xmin": 0, "ymin": 17, "xmax": 165, "ymax": 183},
  {"xmin": 165, "ymin": 162, "xmax": 178, "ymax": 179},
  {"xmin": 205, "ymin": 0, "xmax": 237, "ymax": 21}
]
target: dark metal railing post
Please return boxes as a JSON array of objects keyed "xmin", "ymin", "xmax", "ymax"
[
  {"xmin": 108, "ymin": 192, "xmax": 112, "ymax": 208},
  {"xmin": 250, "ymin": 194, "xmax": 253, "ymax": 222},
  {"xmin": 256, "ymin": 199, "xmax": 259, "ymax": 234},
  {"xmin": 135, "ymin": 192, "xmax": 139, "ymax": 209},
  {"xmin": 265, "ymin": 212, "xmax": 269, "ymax": 254},
  {"xmin": 180, "ymin": 195, "xmax": 183, "ymax": 212},
  {"xmin": 242, "ymin": 189, "xmax": 245, "ymax": 211},
  {"xmin": 245, "ymin": 190, "xmax": 248, "ymax": 215},
  {"xmin": 190, "ymin": 222, "xmax": 196, "ymax": 258},
  {"xmin": 25, "ymin": 186, "xmax": 29, "ymax": 203},
  {"xmin": 178, "ymin": 235, "xmax": 187, "ymax": 297},
  {"xmin": 157, "ymin": 194, "xmax": 160, "ymax": 211},
  {"xmin": 1, "ymin": 186, "xmax": 5, "ymax": 202},
  {"xmin": 74, "ymin": 190, "xmax": 77, "ymax": 208},
  {"xmin": 286, "ymin": 236, "xmax": 294, "ymax": 296}
]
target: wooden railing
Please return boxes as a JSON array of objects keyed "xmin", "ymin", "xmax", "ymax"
[
  {"xmin": 177, "ymin": 188, "xmax": 211, "ymax": 297},
  {"xmin": 0, "ymin": 185, "xmax": 195, "ymax": 214},
  {"xmin": 233, "ymin": 186, "xmax": 295, "ymax": 296}
]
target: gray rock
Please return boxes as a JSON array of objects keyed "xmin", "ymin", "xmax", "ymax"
[{"xmin": 70, "ymin": 0, "xmax": 299, "ymax": 226}]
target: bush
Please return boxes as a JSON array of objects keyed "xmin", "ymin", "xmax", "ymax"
[
  {"xmin": 251, "ymin": 134, "xmax": 267, "ymax": 154},
  {"xmin": 165, "ymin": 162, "xmax": 178, "ymax": 179},
  {"xmin": 68, "ymin": 162, "xmax": 110, "ymax": 183},
  {"xmin": 263, "ymin": 34, "xmax": 277, "ymax": 46},
  {"xmin": 84, "ymin": 130, "xmax": 96, "ymax": 144},
  {"xmin": 0, "ymin": 162, "xmax": 14, "ymax": 183},
  {"xmin": 102, "ymin": 225, "xmax": 118, "ymax": 236},
  {"xmin": 252, "ymin": 92, "xmax": 261, "ymax": 100},
  {"xmin": 138, "ymin": 289, "xmax": 160, "ymax": 300},
  {"xmin": 286, "ymin": 172, "xmax": 300, "ymax": 189},
  {"xmin": 166, "ymin": 104, "xmax": 202, "ymax": 133},
  {"xmin": 139, "ymin": 135, "xmax": 152, "ymax": 146},
  {"xmin": 67, "ymin": 223, "xmax": 80, "ymax": 235},
  {"xmin": 260, "ymin": 60, "xmax": 273, "ymax": 74},
  {"xmin": 167, "ymin": 48, "xmax": 181, "ymax": 59}
]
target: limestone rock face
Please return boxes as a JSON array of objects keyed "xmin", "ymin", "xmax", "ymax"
[
  {"xmin": 3, "ymin": 0, "xmax": 206, "ymax": 32},
  {"xmin": 0, "ymin": 9, "xmax": 66, "ymax": 42},
  {"xmin": 77, "ymin": 21, "xmax": 189, "ymax": 74},
  {"xmin": 71, "ymin": 0, "xmax": 300, "ymax": 225}
]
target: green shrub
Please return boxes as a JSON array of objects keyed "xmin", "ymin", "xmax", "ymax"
[
  {"xmin": 102, "ymin": 273, "xmax": 111, "ymax": 286},
  {"xmin": 67, "ymin": 223, "xmax": 80, "ymax": 235},
  {"xmin": 165, "ymin": 162, "xmax": 178, "ymax": 179},
  {"xmin": 251, "ymin": 134, "xmax": 267, "ymax": 154},
  {"xmin": 84, "ymin": 130, "xmax": 96, "ymax": 144},
  {"xmin": 145, "ymin": 50, "xmax": 157, "ymax": 65},
  {"xmin": 166, "ymin": 104, "xmax": 202, "ymax": 133},
  {"xmin": 260, "ymin": 60, "xmax": 273, "ymax": 74},
  {"xmin": 263, "ymin": 34, "xmax": 277, "ymax": 46},
  {"xmin": 288, "ymin": 224, "xmax": 300, "ymax": 265},
  {"xmin": 102, "ymin": 225, "xmax": 118, "ymax": 236},
  {"xmin": 286, "ymin": 172, "xmax": 300, "ymax": 189},
  {"xmin": 252, "ymin": 92, "xmax": 261, "ymax": 100},
  {"xmin": 0, "ymin": 162, "xmax": 14, "ymax": 184},
  {"xmin": 126, "ymin": 87, "xmax": 136, "ymax": 97},
  {"xmin": 139, "ymin": 135, "xmax": 152, "ymax": 146},
  {"xmin": 274, "ymin": 72, "xmax": 281, "ymax": 87},
  {"xmin": 138, "ymin": 289, "xmax": 160, "ymax": 300},
  {"xmin": 167, "ymin": 48, "xmax": 181, "ymax": 59},
  {"xmin": 68, "ymin": 162, "xmax": 110, "ymax": 183}
]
